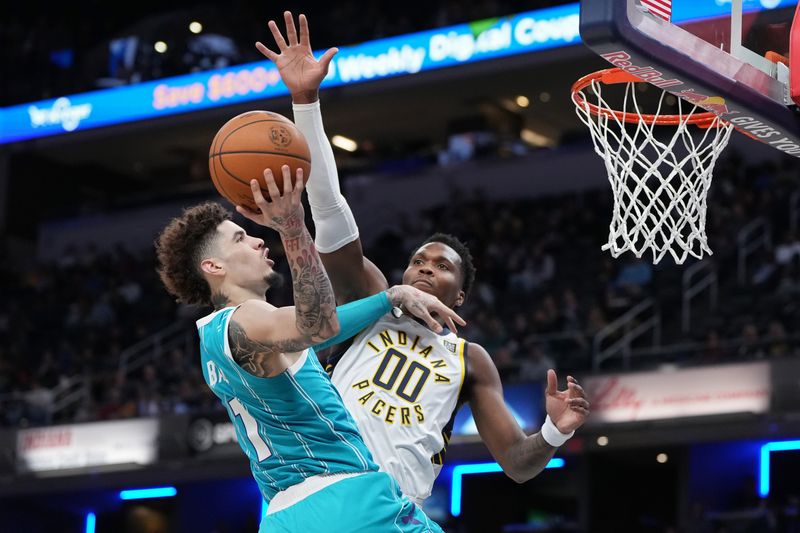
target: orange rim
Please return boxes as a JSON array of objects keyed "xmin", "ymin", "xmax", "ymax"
[{"xmin": 571, "ymin": 68, "xmax": 723, "ymax": 127}]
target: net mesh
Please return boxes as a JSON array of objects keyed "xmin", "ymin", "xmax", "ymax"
[{"xmin": 573, "ymin": 76, "xmax": 734, "ymax": 264}]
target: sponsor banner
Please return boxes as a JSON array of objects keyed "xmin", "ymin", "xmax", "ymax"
[
  {"xmin": 598, "ymin": 49, "xmax": 800, "ymax": 156},
  {"xmin": 1, "ymin": 0, "xmax": 792, "ymax": 144},
  {"xmin": 585, "ymin": 362, "xmax": 770, "ymax": 424},
  {"xmin": 16, "ymin": 419, "xmax": 158, "ymax": 473},
  {"xmin": 0, "ymin": 5, "xmax": 580, "ymax": 145}
]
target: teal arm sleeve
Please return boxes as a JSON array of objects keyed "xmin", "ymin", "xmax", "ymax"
[{"xmin": 314, "ymin": 292, "xmax": 392, "ymax": 351}]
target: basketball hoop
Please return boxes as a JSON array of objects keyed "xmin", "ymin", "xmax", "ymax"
[{"xmin": 572, "ymin": 68, "xmax": 734, "ymax": 264}]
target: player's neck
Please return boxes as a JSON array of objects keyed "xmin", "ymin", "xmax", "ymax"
[
  {"xmin": 211, "ymin": 284, "xmax": 266, "ymax": 310},
  {"xmin": 405, "ymin": 313, "xmax": 447, "ymax": 334}
]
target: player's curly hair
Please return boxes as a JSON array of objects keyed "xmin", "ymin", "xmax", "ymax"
[
  {"xmin": 155, "ymin": 202, "xmax": 231, "ymax": 306},
  {"xmin": 413, "ymin": 233, "xmax": 476, "ymax": 302}
]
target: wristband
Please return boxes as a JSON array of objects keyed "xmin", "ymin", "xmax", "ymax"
[
  {"xmin": 313, "ymin": 292, "xmax": 392, "ymax": 351},
  {"xmin": 540, "ymin": 415, "xmax": 574, "ymax": 447}
]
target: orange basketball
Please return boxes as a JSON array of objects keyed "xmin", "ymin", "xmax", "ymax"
[{"xmin": 208, "ymin": 110, "xmax": 311, "ymax": 211}]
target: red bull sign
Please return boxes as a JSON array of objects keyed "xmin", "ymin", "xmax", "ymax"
[{"xmin": 678, "ymin": 89, "xmax": 729, "ymax": 116}]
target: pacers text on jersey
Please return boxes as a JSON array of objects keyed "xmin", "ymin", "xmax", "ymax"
[{"xmin": 349, "ymin": 328, "xmax": 454, "ymax": 426}]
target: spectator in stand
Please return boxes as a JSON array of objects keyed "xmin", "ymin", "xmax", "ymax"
[
  {"xmin": 519, "ymin": 343, "xmax": 557, "ymax": 383},
  {"xmin": 701, "ymin": 329, "xmax": 726, "ymax": 365},
  {"xmin": 24, "ymin": 380, "xmax": 54, "ymax": 426},
  {"xmin": 530, "ymin": 245, "xmax": 556, "ymax": 288},
  {"xmin": 752, "ymin": 256, "xmax": 778, "ymax": 286},
  {"xmin": 560, "ymin": 289, "xmax": 581, "ymax": 332},
  {"xmin": 766, "ymin": 321, "xmax": 792, "ymax": 357},
  {"xmin": 738, "ymin": 323, "xmax": 765, "ymax": 359},
  {"xmin": 776, "ymin": 264, "xmax": 800, "ymax": 297},
  {"xmin": 586, "ymin": 305, "xmax": 609, "ymax": 337},
  {"xmin": 775, "ymin": 231, "xmax": 800, "ymax": 266},
  {"xmin": 612, "ymin": 257, "xmax": 653, "ymax": 294}
]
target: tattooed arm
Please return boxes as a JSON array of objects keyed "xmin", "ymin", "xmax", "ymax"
[
  {"xmin": 228, "ymin": 167, "xmax": 340, "ymax": 377},
  {"xmin": 225, "ymin": 226, "xmax": 339, "ymax": 377}
]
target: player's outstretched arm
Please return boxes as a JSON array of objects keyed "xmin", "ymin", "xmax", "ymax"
[
  {"xmin": 467, "ymin": 345, "xmax": 589, "ymax": 483},
  {"xmin": 258, "ymin": 11, "xmax": 388, "ymax": 303},
  {"xmin": 315, "ymin": 284, "xmax": 466, "ymax": 353},
  {"xmin": 229, "ymin": 166, "xmax": 340, "ymax": 377},
  {"xmin": 256, "ymin": 11, "xmax": 337, "ymax": 105}
]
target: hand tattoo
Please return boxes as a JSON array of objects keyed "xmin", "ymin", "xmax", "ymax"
[{"xmin": 271, "ymin": 212, "xmax": 303, "ymax": 237}]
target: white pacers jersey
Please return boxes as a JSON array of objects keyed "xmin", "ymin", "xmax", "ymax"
[{"xmin": 329, "ymin": 312, "xmax": 467, "ymax": 503}]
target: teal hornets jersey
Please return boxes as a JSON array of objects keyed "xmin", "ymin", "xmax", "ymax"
[{"xmin": 196, "ymin": 307, "xmax": 378, "ymax": 503}]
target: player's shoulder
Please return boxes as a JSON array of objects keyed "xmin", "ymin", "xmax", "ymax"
[
  {"xmin": 462, "ymin": 341, "xmax": 500, "ymax": 388},
  {"xmin": 236, "ymin": 299, "xmax": 276, "ymax": 313},
  {"xmin": 232, "ymin": 299, "xmax": 277, "ymax": 323},
  {"xmin": 464, "ymin": 341, "xmax": 490, "ymax": 359}
]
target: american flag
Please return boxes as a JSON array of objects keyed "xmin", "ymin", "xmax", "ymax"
[{"xmin": 641, "ymin": 0, "xmax": 672, "ymax": 21}]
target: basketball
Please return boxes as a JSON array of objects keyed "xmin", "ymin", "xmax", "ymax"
[{"xmin": 208, "ymin": 110, "xmax": 311, "ymax": 211}]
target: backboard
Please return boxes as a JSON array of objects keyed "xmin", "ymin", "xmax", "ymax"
[{"xmin": 580, "ymin": 0, "xmax": 800, "ymax": 157}]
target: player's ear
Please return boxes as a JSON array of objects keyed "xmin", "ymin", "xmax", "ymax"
[
  {"xmin": 454, "ymin": 290, "xmax": 465, "ymax": 308},
  {"xmin": 201, "ymin": 258, "xmax": 224, "ymax": 277}
]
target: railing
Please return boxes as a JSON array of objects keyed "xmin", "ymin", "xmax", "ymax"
[
  {"xmin": 682, "ymin": 260, "xmax": 718, "ymax": 333},
  {"xmin": 0, "ymin": 377, "xmax": 91, "ymax": 424},
  {"xmin": 0, "ymin": 322, "xmax": 194, "ymax": 428},
  {"xmin": 50, "ymin": 376, "xmax": 89, "ymax": 418},
  {"xmin": 118, "ymin": 320, "xmax": 194, "ymax": 374},
  {"xmin": 627, "ymin": 333, "xmax": 800, "ymax": 363},
  {"xmin": 737, "ymin": 218, "xmax": 771, "ymax": 284},
  {"xmin": 592, "ymin": 298, "xmax": 661, "ymax": 371}
]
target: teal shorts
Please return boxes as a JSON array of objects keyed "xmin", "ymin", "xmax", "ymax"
[{"xmin": 261, "ymin": 471, "xmax": 443, "ymax": 533}]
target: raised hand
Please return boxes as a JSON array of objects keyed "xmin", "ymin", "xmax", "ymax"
[
  {"xmin": 256, "ymin": 11, "xmax": 338, "ymax": 103},
  {"xmin": 544, "ymin": 370, "xmax": 590, "ymax": 434},
  {"xmin": 236, "ymin": 166, "xmax": 306, "ymax": 236},
  {"xmin": 386, "ymin": 285, "xmax": 467, "ymax": 334}
]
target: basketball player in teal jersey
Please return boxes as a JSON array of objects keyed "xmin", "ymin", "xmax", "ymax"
[
  {"xmin": 257, "ymin": 13, "xmax": 591, "ymax": 506},
  {"xmin": 155, "ymin": 167, "xmax": 463, "ymax": 532}
]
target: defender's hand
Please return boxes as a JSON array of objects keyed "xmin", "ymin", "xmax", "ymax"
[
  {"xmin": 256, "ymin": 11, "xmax": 338, "ymax": 103},
  {"xmin": 386, "ymin": 285, "xmax": 466, "ymax": 334},
  {"xmin": 545, "ymin": 370, "xmax": 590, "ymax": 434}
]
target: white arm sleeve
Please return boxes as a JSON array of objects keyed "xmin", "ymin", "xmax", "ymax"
[{"xmin": 292, "ymin": 101, "xmax": 359, "ymax": 253}]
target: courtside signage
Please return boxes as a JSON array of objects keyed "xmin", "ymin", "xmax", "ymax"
[
  {"xmin": 585, "ymin": 361, "xmax": 770, "ymax": 424},
  {"xmin": 16, "ymin": 419, "xmax": 159, "ymax": 473},
  {"xmin": 0, "ymin": 0, "xmax": 792, "ymax": 144}
]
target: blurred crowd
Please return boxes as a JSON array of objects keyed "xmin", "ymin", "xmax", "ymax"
[
  {"xmin": 0, "ymin": 147, "xmax": 798, "ymax": 428},
  {"xmin": 0, "ymin": 0, "xmax": 547, "ymax": 106},
  {"xmin": 370, "ymin": 150, "xmax": 800, "ymax": 378},
  {"xmin": 0, "ymin": 244, "xmax": 218, "ymax": 427}
]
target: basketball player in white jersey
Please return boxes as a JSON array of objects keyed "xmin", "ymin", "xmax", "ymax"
[{"xmin": 258, "ymin": 12, "xmax": 591, "ymax": 505}]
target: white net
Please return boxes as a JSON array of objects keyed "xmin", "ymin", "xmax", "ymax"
[{"xmin": 573, "ymin": 74, "xmax": 734, "ymax": 264}]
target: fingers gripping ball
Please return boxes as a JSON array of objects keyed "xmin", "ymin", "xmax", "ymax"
[{"xmin": 209, "ymin": 111, "xmax": 311, "ymax": 211}]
